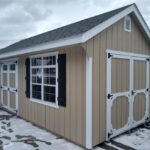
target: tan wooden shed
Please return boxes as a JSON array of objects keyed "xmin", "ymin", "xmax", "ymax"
[{"xmin": 0, "ymin": 3, "xmax": 150, "ymax": 149}]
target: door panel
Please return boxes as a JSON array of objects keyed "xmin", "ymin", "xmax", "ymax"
[
  {"xmin": 134, "ymin": 61, "xmax": 146, "ymax": 90},
  {"xmin": 133, "ymin": 93, "xmax": 146, "ymax": 121},
  {"xmin": 9, "ymin": 91, "xmax": 16, "ymax": 109},
  {"xmin": 1, "ymin": 61, "xmax": 18, "ymax": 112},
  {"xmin": 3, "ymin": 90, "xmax": 8, "ymax": 106},
  {"xmin": 3, "ymin": 73, "xmax": 8, "ymax": 87},
  {"xmin": 111, "ymin": 59, "xmax": 129, "ymax": 93},
  {"xmin": 111, "ymin": 96, "xmax": 129, "ymax": 130},
  {"xmin": 9, "ymin": 73, "xmax": 16, "ymax": 88}
]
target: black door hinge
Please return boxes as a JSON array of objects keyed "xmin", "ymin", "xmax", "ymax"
[
  {"xmin": 131, "ymin": 90, "xmax": 135, "ymax": 95},
  {"xmin": 145, "ymin": 117, "xmax": 149, "ymax": 122},
  {"xmin": 107, "ymin": 93, "xmax": 113, "ymax": 99},
  {"xmin": 108, "ymin": 53, "xmax": 112, "ymax": 59},
  {"xmin": 108, "ymin": 132, "xmax": 113, "ymax": 138},
  {"xmin": 14, "ymin": 89, "xmax": 17, "ymax": 92}
]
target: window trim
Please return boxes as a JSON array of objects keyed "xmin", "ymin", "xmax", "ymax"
[
  {"xmin": 124, "ymin": 16, "xmax": 132, "ymax": 32},
  {"xmin": 29, "ymin": 52, "xmax": 59, "ymax": 108}
]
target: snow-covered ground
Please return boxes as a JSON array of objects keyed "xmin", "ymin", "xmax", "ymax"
[
  {"xmin": 114, "ymin": 128, "xmax": 150, "ymax": 150},
  {"xmin": 0, "ymin": 109, "xmax": 104, "ymax": 150},
  {"xmin": 0, "ymin": 110, "xmax": 82, "ymax": 150},
  {"xmin": 0, "ymin": 109, "xmax": 150, "ymax": 150}
]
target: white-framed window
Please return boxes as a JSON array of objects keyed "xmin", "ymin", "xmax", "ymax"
[
  {"xmin": 30, "ymin": 52, "xmax": 58, "ymax": 108},
  {"xmin": 124, "ymin": 16, "xmax": 132, "ymax": 32},
  {"xmin": 2, "ymin": 63, "xmax": 16, "ymax": 73},
  {"xmin": 3, "ymin": 64, "xmax": 8, "ymax": 72}
]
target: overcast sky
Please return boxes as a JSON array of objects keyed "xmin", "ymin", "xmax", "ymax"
[{"xmin": 0, "ymin": 0, "xmax": 149, "ymax": 48}]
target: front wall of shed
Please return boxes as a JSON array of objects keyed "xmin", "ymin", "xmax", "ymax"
[
  {"xmin": 85, "ymin": 17, "xmax": 150, "ymax": 146},
  {"xmin": 18, "ymin": 46, "xmax": 86, "ymax": 147}
]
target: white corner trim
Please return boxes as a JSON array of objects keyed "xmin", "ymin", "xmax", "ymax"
[
  {"xmin": 132, "ymin": 6, "xmax": 150, "ymax": 38},
  {"xmin": 86, "ymin": 56, "xmax": 93, "ymax": 149}
]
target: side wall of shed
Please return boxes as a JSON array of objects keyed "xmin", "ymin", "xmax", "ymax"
[
  {"xmin": 84, "ymin": 16, "xmax": 150, "ymax": 146},
  {"xmin": 18, "ymin": 45, "xmax": 86, "ymax": 147}
]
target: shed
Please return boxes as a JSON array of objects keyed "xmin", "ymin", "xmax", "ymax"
[{"xmin": 0, "ymin": 3, "xmax": 150, "ymax": 149}]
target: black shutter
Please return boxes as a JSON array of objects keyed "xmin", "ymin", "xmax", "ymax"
[
  {"xmin": 58, "ymin": 54, "xmax": 66, "ymax": 107},
  {"xmin": 25, "ymin": 58, "xmax": 30, "ymax": 98}
]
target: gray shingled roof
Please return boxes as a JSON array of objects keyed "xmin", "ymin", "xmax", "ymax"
[{"xmin": 0, "ymin": 4, "xmax": 132, "ymax": 54}]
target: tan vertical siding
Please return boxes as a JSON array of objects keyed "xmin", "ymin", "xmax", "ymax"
[
  {"xmin": 18, "ymin": 45, "xmax": 86, "ymax": 147},
  {"xmin": 85, "ymin": 16, "xmax": 150, "ymax": 146},
  {"xmin": 93, "ymin": 34, "xmax": 100, "ymax": 144}
]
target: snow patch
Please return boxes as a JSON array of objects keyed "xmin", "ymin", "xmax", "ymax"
[{"xmin": 115, "ymin": 128, "xmax": 150, "ymax": 150}]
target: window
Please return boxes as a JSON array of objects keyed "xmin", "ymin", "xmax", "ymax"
[
  {"xmin": 124, "ymin": 16, "xmax": 131, "ymax": 32},
  {"xmin": 10, "ymin": 64, "xmax": 16, "ymax": 71},
  {"xmin": 3, "ymin": 65, "xmax": 7, "ymax": 71},
  {"xmin": 30, "ymin": 53, "xmax": 58, "ymax": 107}
]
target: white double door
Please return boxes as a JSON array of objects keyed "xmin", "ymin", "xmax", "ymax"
[
  {"xmin": 1, "ymin": 61, "xmax": 18, "ymax": 112},
  {"xmin": 107, "ymin": 50, "xmax": 149, "ymax": 139}
]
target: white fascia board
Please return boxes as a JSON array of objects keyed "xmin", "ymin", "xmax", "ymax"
[
  {"xmin": 82, "ymin": 5, "xmax": 150, "ymax": 42},
  {"xmin": 0, "ymin": 34, "xmax": 83, "ymax": 59},
  {"xmin": 132, "ymin": 6, "xmax": 150, "ymax": 38}
]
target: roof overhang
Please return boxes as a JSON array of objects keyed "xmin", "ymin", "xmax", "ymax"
[{"xmin": 0, "ymin": 4, "xmax": 149, "ymax": 59}]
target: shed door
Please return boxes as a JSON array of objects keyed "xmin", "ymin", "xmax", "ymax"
[
  {"xmin": 1, "ymin": 61, "xmax": 18, "ymax": 112},
  {"xmin": 106, "ymin": 50, "xmax": 149, "ymax": 139}
]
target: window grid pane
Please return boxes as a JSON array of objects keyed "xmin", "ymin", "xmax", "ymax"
[
  {"xmin": 44, "ymin": 86, "xmax": 56, "ymax": 103},
  {"xmin": 32, "ymin": 84, "xmax": 42, "ymax": 100},
  {"xmin": 10, "ymin": 64, "xmax": 16, "ymax": 71},
  {"xmin": 32, "ymin": 58, "xmax": 42, "ymax": 66},
  {"xmin": 3, "ymin": 65, "xmax": 7, "ymax": 71}
]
